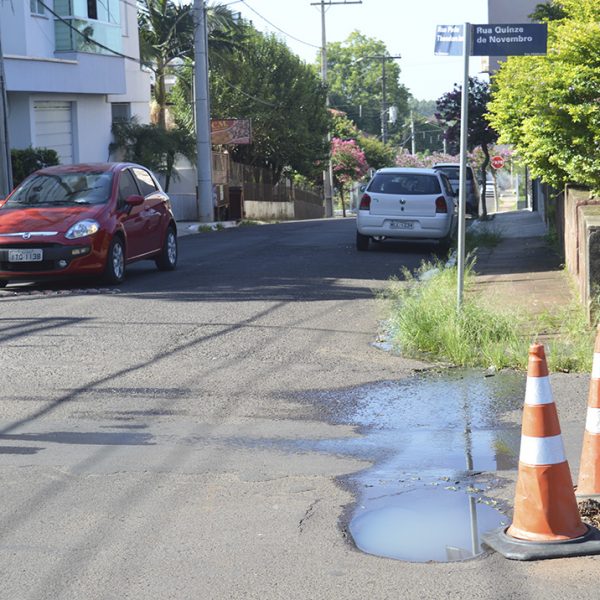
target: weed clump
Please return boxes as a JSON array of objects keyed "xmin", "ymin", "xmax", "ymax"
[{"xmin": 383, "ymin": 259, "xmax": 594, "ymax": 372}]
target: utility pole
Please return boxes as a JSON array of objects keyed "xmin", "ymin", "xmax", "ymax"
[
  {"xmin": 311, "ymin": 0, "xmax": 362, "ymax": 217},
  {"xmin": 410, "ymin": 111, "xmax": 416, "ymax": 154},
  {"xmin": 381, "ymin": 58, "xmax": 387, "ymax": 143},
  {"xmin": 193, "ymin": 0, "xmax": 213, "ymax": 222},
  {"xmin": 379, "ymin": 55, "xmax": 401, "ymax": 144},
  {"xmin": 0, "ymin": 24, "xmax": 13, "ymax": 197},
  {"xmin": 357, "ymin": 54, "xmax": 400, "ymax": 145}
]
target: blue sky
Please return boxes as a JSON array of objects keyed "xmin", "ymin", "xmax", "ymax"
[{"xmin": 232, "ymin": 0, "xmax": 489, "ymax": 101}]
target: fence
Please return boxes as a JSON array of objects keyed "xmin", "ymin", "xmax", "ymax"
[{"xmin": 220, "ymin": 155, "xmax": 323, "ymax": 218}]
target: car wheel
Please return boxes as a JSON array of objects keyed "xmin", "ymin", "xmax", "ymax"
[
  {"xmin": 356, "ymin": 231, "xmax": 370, "ymax": 251},
  {"xmin": 104, "ymin": 236, "xmax": 125, "ymax": 284},
  {"xmin": 155, "ymin": 226, "xmax": 177, "ymax": 271},
  {"xmin": 0, "ymin": 280, "xmax": 8, "ymax": 288}
]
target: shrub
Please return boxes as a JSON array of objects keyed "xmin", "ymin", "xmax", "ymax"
[{"xmin": 11, "ymin": 147, "xmax": 60, "ymax": 187}]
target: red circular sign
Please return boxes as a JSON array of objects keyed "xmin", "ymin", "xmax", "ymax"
[{"xmin": 491, "ymin": 155, "xmax": 505, "ymax": 169}]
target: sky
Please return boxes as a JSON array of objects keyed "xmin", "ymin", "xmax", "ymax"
[{"xmin": 232, "ymin": 0, "xmax": 489, "ymax": 101}]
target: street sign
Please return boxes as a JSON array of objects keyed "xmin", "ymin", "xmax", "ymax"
[
  {"xmin": 434, "ymin": 25, "xmax": 464, "ymax": 56},
  {"xmin": 471, "ymin": 23, "xmax": 547, "ymax": 56},
  {"xmin": 491, "ymin": 155, "xmax": 505, "ymax": 169},
  {"xmin": 435, "ymin": 24, "xmax": 547, "ymax": 58}
]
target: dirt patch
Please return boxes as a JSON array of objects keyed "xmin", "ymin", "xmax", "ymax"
[{"xmin": 578, "ymin": 499, "xmax": 600, "ymax": 528}]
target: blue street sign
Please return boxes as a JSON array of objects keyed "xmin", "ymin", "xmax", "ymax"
[
  {"xmin": 471, "ymin": 23, "xmax": 547, "ymax": 56},
  {"xmin": 434, "ymin": 24, "xmax": 464, "ymax": 56}
]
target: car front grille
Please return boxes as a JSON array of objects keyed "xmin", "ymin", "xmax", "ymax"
[{"xmin": 0, "ymin": 260, "xmax": 56, "ymax": 272}]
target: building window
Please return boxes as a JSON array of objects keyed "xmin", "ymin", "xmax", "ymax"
[
  {"xmin": 87, "ymin": 0, "xmax": 98, "ymax": 20},
  {"xmin": 111, "ymin": 103, "xmax": 131, "ymax": 124},
  {"xmin": 30, "ymin": 0, "xmax": 45, "ymax": 15}
]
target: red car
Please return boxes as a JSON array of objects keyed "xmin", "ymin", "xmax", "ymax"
[{"xmin": 0, "ymin": 163, "xmax": 177, "ymax": 286}]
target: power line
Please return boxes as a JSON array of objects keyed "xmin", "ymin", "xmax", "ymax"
[
  {"xmin": 240, "ymin": 0, "xmax": 321, "ymax": 49},
  {"xmin": 217, "ymin": 75, "xmax": 279, "ymax": 107}
]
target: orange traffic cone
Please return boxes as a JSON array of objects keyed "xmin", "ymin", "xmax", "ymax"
[
  {"xmin": 484, "ymin": 343, "xmax": 600, "ymax": 560},
  {"xmin": 576, "ymin": 326, "xmax": 600, "ymax": 499},
  {"xmin": 507, "ymin": 343, "xmax": 587, "ymax": 541}
]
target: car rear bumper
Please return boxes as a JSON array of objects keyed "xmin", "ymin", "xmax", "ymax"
[{"xmin": 356, "ymin": 213, "xmax": 454, "ymax": 239}]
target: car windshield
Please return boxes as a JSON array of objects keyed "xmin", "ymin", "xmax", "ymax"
[
  {"xmin": 434, "ymin": 166, "xmax": 474, "ymax": 181},
  {"xmin": 368, "ymin": 173, "xmax": 441, "ymax": 195},
  {"xmin": 4, "ymin": 171, "xmax": 114, "ymax": 207}
]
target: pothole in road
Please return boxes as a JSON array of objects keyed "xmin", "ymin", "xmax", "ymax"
[{"xmin": 306, "ymin": 369, "xmax": 524, "ymax": 562}]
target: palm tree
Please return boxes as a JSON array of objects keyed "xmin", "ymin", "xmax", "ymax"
[{"xmin": 137, "ymin": 1, "xmax": 241, "ymax": 129}]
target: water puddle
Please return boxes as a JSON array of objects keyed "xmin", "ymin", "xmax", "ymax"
[
  {"xmin": 350, "ymin": 487, "xmax": 507, "ymax": 562},
  {"xmin": 304, "ymin": 369, "xmax": 524, "ymax": 562}
]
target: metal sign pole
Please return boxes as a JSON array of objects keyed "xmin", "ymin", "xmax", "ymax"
[{"xmin": 457, "ymin": 22, "xmax": 470, "ymax": 311}]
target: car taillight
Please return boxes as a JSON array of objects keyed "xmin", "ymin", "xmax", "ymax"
[
  {"xmin": 435, "ymin": 196, "xmax": 448, "ymax": 213},
  {"xmin": 359, "ymin": 193, "xmax": 371, "ymax": 210}
]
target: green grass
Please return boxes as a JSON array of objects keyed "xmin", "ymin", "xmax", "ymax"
[
  {"xmin": 465, "ymin": 224, "xmax": 503, "ymax": 252},
  {"xmin": 382, "ymin": 259, "xmax": 595, "ymax": 372}
]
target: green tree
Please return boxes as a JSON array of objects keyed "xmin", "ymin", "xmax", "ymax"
[
  {"xmin": 325, "ymin": 31, "xmax": 409, "ymax": 140},
  {"xmin": 204, "ymin": 25, "xmax": 329, "ymax": 181},
  {"xmin": 138, "ymin": 1, "xmax": 240, "ymax": 129},
  {"xmin": 410, "ymin": 98, "xmax": 437, "ymax": 119},
  {"xmin": 487, "ymin": 0, "xmax": 600, "ymax": 192},
  {"xmin": 529, "ymin": 2, "xmax": 568, "ymax": 22},
  {"xmin": 436, "ymin": 78, "xmax": 498, "ymax": 217}
]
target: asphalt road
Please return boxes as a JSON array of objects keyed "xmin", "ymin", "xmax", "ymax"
[{"xmin": 0, "ymin": 218, "xmax": 596, "ymax": 599}]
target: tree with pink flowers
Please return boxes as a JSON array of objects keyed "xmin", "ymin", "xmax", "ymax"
[{"xmin": 331, "ymin": 137, "xmax": 369, "ymax": 217}]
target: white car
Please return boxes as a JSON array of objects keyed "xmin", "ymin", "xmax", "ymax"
[{"xmin": 356, "ymin": 167, "xmax": 457, "ymax": 251}]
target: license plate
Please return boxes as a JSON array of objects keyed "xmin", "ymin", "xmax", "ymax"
[
  {"xmin": 389, "ymin": 220, "xmax": 414, "ymax": 230},
  {"xmin": 8, "ymin": 249, "xmax": 43, "ymax": 262}
]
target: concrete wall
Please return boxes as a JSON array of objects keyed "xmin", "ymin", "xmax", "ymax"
[
  {"xmin": 578, "ymin": 207, "xmax": 600, "ymax": 320},
  {"xmin": 243, "ymin": 201, "xmax": 295, "ymax": 221},
  {"xmin": 564, "ymin": 187, "xmax": 600, "ymax": 321},
  {"xmin": 564, "ymin": 187, "xmax": 600, "ymax": 278}
]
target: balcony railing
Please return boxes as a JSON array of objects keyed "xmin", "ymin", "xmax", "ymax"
[
  {"xmin": 53, "ymin": 0, "xmax": 122, "ymax": 55},
  {"xmin": 54, "ymin": 18, "xmax": 122, "ymax": 54}
]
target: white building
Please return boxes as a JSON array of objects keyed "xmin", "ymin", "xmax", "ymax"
[
  {"xmin": 0, "ymin": 0, "xmax": 150, "ymax": 165},
  {"xmin": 484, "ymin": 0, "xmax": 541, "ymax": 74}
]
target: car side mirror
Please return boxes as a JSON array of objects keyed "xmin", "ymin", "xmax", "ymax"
[{"xmin": 125, "ymin": 194, "xmax": 144, "ymax": 207}]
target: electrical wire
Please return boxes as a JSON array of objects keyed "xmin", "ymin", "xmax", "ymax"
[{"xmin": 239, "ymin": 0, "xmax": 321, "ymax": 49}]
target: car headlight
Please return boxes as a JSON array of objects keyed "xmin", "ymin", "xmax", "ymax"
[{"xmin": 65, "ymin": 219, "xmax": 100, "ymax": 240}]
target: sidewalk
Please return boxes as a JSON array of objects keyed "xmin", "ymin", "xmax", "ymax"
[
  {"xmin": 177, "ymin": 220, "xmax": 239, "ymax": 237},
  {"xmin": 471, "ymin": 210, "xmax": 572, "ymax": 316}
]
